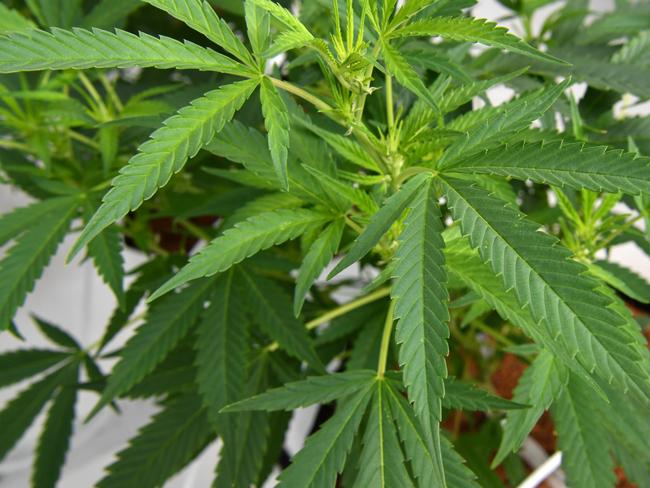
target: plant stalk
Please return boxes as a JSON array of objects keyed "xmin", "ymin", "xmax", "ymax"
[{"xmin": 377, "ymin": 299, "xmax": 396, "ymax": 378}]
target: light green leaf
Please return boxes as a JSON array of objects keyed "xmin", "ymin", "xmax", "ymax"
[
  {"xmin": 392, "ymin": 177, "xmax": 448, "ymax": 487},
  {"xmin": 195, "ymin": 270, "xmax": 248, "ymax": 427},
  {"xmin": 245, "ymin": 0, "xmax": 270, "ymax": 56},
  {"xmin": 446, "ymin": 140, "xmax": 650, "ymax": 196},
  {"xmin": 223, "ymin": 370, "xmax": 377, "ymax": 412},
  {"xmin": 151, "ymin": 208, "xmax": 329, "ymax": 300},
  {"xmin": 389, "ymin": 16, "xmax": 566, "ymax": 65},
  {"xmin": 276, "ymin": 386, "xmax": 373, "ymax": 487},
  {"xmin": 97, "ymin": 393, "xmax": 213, "ymax": 488},
  {"xmin": 238, "ymin": 269, "xmax": 324, "ymax": 369},
  {"xmin": 89, "ymin": 277, "xmax": 217, "ymax": 418},
  {"xmin": 590, "ymin": 260, "xmax": 650, "ymax": 304},
  {"xmin": 294, "ymin": 219, "xmax": 345, "ymax": 316},
  {"xmin": 252, "ymin": 0, "xmax": 313, "ymax": 41},
  {"xmin": 442, "ymin": 176, "xmax": 650, "ymax": 404},
  {"xmin": 329, "ymin": 172, "xmax": 431, "ymax": 278},
  {"xmin": 439, "ymin": 80, "xmax": 569, "ymax": 168},
  {"xmin": 0, "ymin": 28, "xmax": 251, "ymax": 74},
  {"xmin": 301, "ymin": 123, "xmax": 380, "ymax": 172},
  {"xmin": 356, "ymin": 381, "xmax": 415, "ymax": 487},
  {"xmin": 70, "ymin": 78, "xmax": 259, "ymax": 261},
  {"xmin": 492, "ymin": 350, "xmax": 568, "ymax": 466},
  {"xmin": 143, "ymin": 0, "xmax": 255, "ymax": 65},
  {"xmin": 0, "ymin": 4, "xmax": 36, "ymax": 34},
  {"xmin": 0, "ymin": 196, "xmax": 78, "ymax": 331},
  {"xmin": 32, "ymin": 365, "xmax": 78, "ymax": 488},
  {"xmin": 552, "ymin": 374, "xmax": 616, "ymax": 488},
  {"xmin": 260, "ymin": 76, "xmax": 291, "ymax": 189},
  {"xmin": 381, "ymin": 39, "xmax": 439, "ymax": 113}
]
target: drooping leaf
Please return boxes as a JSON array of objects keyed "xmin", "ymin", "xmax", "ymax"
[
  {"xmin": 70, "ymin": 78, "xmax": 259, "ymax": 259},
  {"xmin": 238, "ymin": 269, "xmax": 324, "ymax": 369},
  {"xmin": 143, "ymin": 0, "xmax": 255, "ymax": 65},
  {"xmin": 97, "ymin": 393, "xmax": 213, "ymax": 488},
  {"xmin": 276, "ymin": 385, "xmax": 373, "ymax": 487},
  {"xmin": 260, "ymin": 76, "xmax": 291, "ymax": 189},
  {"xmin": 441, "ymin": 176, "xmax": 650, "ymax": 405},
  {"xmin": 294, "ymin": 219, "xmax": 345, "ymax": 316},
  {"xmin": 446, "ymin": 140, "xmax": 650, "ymax": 196},
  {"xmin": 0, "ymin": 195, "xmax": 78, "ymax": 331},
  {"xmin": 355, "ymin": 381, "xmax": 415, "ymax": 487},
  {"xmin": 0, "ymin": 28, "xmax": 252, "ymax": 75},
  {"xmin": 89, "ymin": 277, "xmax": 217, "ymax": 418},
  {"xmin": 151, "ymin": 208, "xmax": 330, "ymax": 300},
  {"xmin": 32, "ymin": 365, "xmax": 78, "ymax": 488},
  {"xmin": 329, "ymin": 172, "xmax": 431, "ymax": 278},
  {"xmin": 492, "ymin": 350, "xmax": 568, "ymax": 466},
  {"xmin": 389, "ymin": 16, "xmax": 566, "ymax": 65},
  {"xmin": 552, "ymin": 374, "xmax": 616, "ymax": 488},
  {"xmin": 194, "ymin": 270, "xmax": 249, "ymax": 428},
  {"xmin": 223, "ymin": 370, "xmax": 377, "ymax": 412}
]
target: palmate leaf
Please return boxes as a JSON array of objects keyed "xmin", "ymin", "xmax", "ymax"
[
  {"xmin": 391, "ymin": 176, "xmax": 449, "ymax": 486},
  {"xmin": 492, "ymin": 350, "xmax": 568, "ymax": 466},
  {"xmin": 260, "ymin": 76, "xmax": 291, "ymax": 189},
  {"xmin": 439, "ymin": 80, "xmax": 569, "ymax": 168},
  {"xmin": 276, "ymin": 385, "xmax": 373, "ymax": 488},
  {"xmin": 441, "ymin": 176, "xmax": 650, "ymax": 404},
  {"xmin": 195, "ymin": 270, "xmax": 249, "ymax": 428},
  {"xmin": 294, "ymin": 219, "xmax": 345, "ymax": 316},
  {"xmin": 97, "ymin": 393, "xmax": 213, "ymax": 488},
  {"xmin": 89, "ymin": 277, "xmax": 217, "ymax": 418},
  {"xmin": 143, "ymin": 0, "xmax": 255, "ymax": 66},
  {"xmin": 151, "ymin": 208, "xmax": 330, "ymax": 300},
  {"xmin": 223, "ymin": 370, "xmax": 377, "ymax": 412},
  {"xmin": 238, "ymin": 269, "xmax": 323, "ymax": 369},
  {"xmin": 329, "ymin": 172, "xmax": 431, "ymax": 277},
  {"xmin": 32, "ymin": 365, "xmax": 78, "ymax": 488},
  {"xmin": 385, "ymin": 383, "xmax": 479, "ymax": 488},
  {"xmin": 70, "ymin": 78, "xmax": 259, "ymax": 260},
  {"xmin": 0, "ymin": 362, "xmax": 75, "ymax": 461},
  {"xmin": 446, "ymin": 140, "xmax": 650, "ymax": 196},
  {"xmin": 389, "ymin": 16, "xmax": 565, "ymax": 65},
  {"xmin": 381, "ymin": 40, "xmax": 440, "ymax": 112},
  {"xmin": 0, "ymin": 349, "xmax": 70, "ymax": 388},
  {"xmin": 0, "ymin": 28, "xmax": 251, "ymax": 74},
  {"xmin": 0, "ymin": 195, "xmax": 78, "ymax": 331},
  {"xmin": 551, "ymin": 374, "xmax": 616, "ymax": 488},
  {"xmin": 356, "ymin": 381, "xmax": 414, "ymax": 487}
]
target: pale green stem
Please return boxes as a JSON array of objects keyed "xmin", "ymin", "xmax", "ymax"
[{"xmin": 377, "ymin": 299, "xmax": 396, "ymax": 378}]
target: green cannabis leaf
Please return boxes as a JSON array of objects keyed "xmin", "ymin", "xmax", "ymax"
[{"xmin": 1, "ymin": 0, "xmax": 650, "ymax": 487}]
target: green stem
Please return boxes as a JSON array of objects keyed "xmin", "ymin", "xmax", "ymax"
[
  {"xmin": 377, "ymin": 299, "xmax": 396, "ymax": 378},
  {"xmin": 385, "ymin": 74, "xmax": 394, "ymax": 131},
  {"xmin": 265, "ymin": 287, "xmax": 391, "ymax": 352},
  {"xmin": 270, "ymin": 78, "xmax": 334, "ymax": 114}
]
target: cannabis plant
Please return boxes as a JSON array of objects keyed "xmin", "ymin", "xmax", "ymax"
[{"xmin": 1, "ymin": 0, "xmax": 650, "ymax": 486}]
